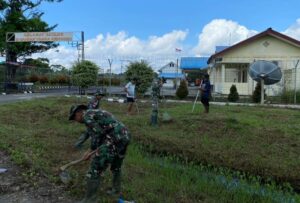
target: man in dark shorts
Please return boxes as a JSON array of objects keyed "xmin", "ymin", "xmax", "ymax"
[
  {"xmin": 124, "ymin": 78, "xmax": 137, "ymax": 115},
  {"xmin": 200, "ymin": 73, "xmax": 211, "ymax": 113}
]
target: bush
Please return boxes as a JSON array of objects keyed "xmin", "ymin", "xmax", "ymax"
[
  {"xmin": 98, "ymin": 77, "xmax": 121, "ymax": 86},
  {"xmin": 111, "ymin": 78, "xmax": 121, "ymax": 86},
  {"xmin": 49, "ymin": 76, "xmax": 58, "ymax": 84},
  {"xmin": 280, "ymin": 90, "xmax": 300, "ymax": 104},
  {"xmin": 228, "ymin": 85, "xmax": 239, "ymax": 102},
  {"xmin": 176, "ymin": 80, "xmax": 189, "ymax": 99},
  {"xmin": 28, "ymin": 74, "xmax": 39, "ymax": 83},
  {"xmin": 38, "ymin": 75, "xmax": 49, "ymax": 84},
  {"xmin": 252, "ymin": 82, "xmax": 266, "ymax": 103},
  {"xmin": 56, "ymin": 75, "xmax": 69, "ymax": 84},
  {"xmin": 98, "ymin": 78, "xmax": 109, "ymax": 86}
]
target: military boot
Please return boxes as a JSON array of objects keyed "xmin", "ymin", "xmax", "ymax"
[
  {"xmin": 80, "ymin": 178, "xmax": 100, "ymax": 203},
  {"xmin": 106, "ymin": 170, "xmax": 121, "ymax": 196}
]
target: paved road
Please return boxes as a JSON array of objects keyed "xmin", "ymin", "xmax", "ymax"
[
  {"xmin": 0, "ymin": 86, "xmax": 200, "ymax": 105},
  {"xmin": 0, "ymin": 92, "xmax": 68, "ymax": 105}
]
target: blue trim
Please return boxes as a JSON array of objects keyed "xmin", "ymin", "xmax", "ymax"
[
  {"xmin": 180, "ymin": 57, "xmax": 209, "ymax": 70},
  {"xmin": 158, "ymin": 73, "xmax": 185, "ymax": 79}
]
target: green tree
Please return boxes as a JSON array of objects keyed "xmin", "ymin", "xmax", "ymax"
[
  {"xmin": 0, "ymin": 0, "xmax": 62, "ymax": 79},
  {"xmin": 125, "ymin": 60, "xmax": 154, "ymax": 95},
  {"xmin": 176, "ymin": 80, "xmax": 189, "ymax": 99},
  {"xmin": 228, "ymin": 84, "xmax": 239, "ymax": 102},
  {"xmin": 23, "ymin": 57, "xmax": 51, "ymax": 74},
  {"xmin": 71, "ymin": 60, "xmax": 98, "ymax": 89}
]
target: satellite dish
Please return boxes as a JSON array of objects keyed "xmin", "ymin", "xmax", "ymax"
[
  {"xmin": 249, "ymin": 60, "xmax": 282, "ymax": 104},
  {"xmin": 249, "ymin": 60, "xmax": 282, "ymax": 85}
]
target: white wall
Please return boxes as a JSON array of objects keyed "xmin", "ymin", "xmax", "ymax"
[{"xmin": 210, "ymin": 35, "xmax": 300, "ymax": 96}]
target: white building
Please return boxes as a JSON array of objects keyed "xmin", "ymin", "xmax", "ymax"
[
  {"xmin": 208, "ymin": 28, "xmax": 300, "ymax": 96},
  {"xmin": 158, "ymin": 61, "xmax": 184, "ymax": 87}
]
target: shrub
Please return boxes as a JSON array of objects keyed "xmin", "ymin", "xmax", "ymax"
[
  {"xmin": 111, "ymin": 78, "xmax": 121, "ymax": 86},
  {"xmin": 28, "ymin": 74, "xmax": 39, "ymax": 83},
  {"xmin": 98, "ymin": 77, "xmax": 121, "ymax": 86},
  {"xmin": 38, "ymin": 75, "xmax": 49, "ymax": 84},
  {"xmin": 56, "ymin": 75, "xmax": 69, "ymax": 84},
  {"xmin": 176, "ymin": 80, "xmax": 189, "ymax": 99},
  {"xmin": 280, "ymin": 90, "xmax": 300, "ymax": 104},
  {"xmin": 49, "ymin": 76, "xmax": 58, "ymax": 84},
  {"xmin": 98, "ymin": 78, "xmax": 109, "ymax": 86},
  {"xmin": 228, "ymin": 84, "xmax": 239, "ymax": 102},
  {"xmin": 252, "ymin": 82, "xmax": 266, "ymax": 103}
]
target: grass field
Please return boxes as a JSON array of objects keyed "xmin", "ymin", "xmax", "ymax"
[{"xmin": 0, "ymin": 96, "xmax": 299, "ymax": 203}]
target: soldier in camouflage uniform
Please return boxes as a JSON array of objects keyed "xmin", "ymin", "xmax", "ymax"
[
  {"xmin": 74, "ymin": 91, "xmax": 105, "ymax": 150},
  {"xmin": 69, "ymin": 105, "xmax": 130, "ymax": 203},
  {"xmin": 87, "ymin": 90, "xmax": 105, "ymax": 110},
  {"xmin": 151, "ymin": 77, "xmax": 163, "ymax": 126}
]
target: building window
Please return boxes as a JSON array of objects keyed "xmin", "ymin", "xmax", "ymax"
[{"xmin": 225, "ymin": 64, "xmax": 248, "ymax": 83}]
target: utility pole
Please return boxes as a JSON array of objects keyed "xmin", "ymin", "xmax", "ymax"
[
  {"xmin": 81, "ymin": 31, "xmax": 85, "ymax": 61},
  {"xmin": 108, "ymin": 59, "xmax": 113, "ymax": 96}
]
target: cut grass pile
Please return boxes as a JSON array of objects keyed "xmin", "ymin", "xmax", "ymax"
[{"xmin": 0, "ymin": 96, "xmax": 299, "ymax": 202}]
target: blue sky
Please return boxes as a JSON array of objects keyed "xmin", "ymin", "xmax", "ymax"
[
  {"xmin": 41, "ymin": 0, "xmax": 300, "ymax": 44},
  {"xmin": 36, "ymin": 0, "xmax": 300, "ymax": 71}
]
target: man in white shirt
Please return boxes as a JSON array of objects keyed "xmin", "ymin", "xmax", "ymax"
[{"xmin": 124, "ymin": 78, "xmax": 137, "ymax": 115}]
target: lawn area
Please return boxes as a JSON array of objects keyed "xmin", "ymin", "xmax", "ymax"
[
  {"xmin": 0, "ymin": 96, "xmax": 299, "ymax": 202},
  {"xmin": 120, "ymin": 101, "xmax": 300, "ymax": 191}
]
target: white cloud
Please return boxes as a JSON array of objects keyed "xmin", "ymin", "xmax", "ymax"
[
  {"xmin": 33, "ymin": 30, "xmax": 188, "ymax": 72},
  {"xmin": 32, "ymin": 46, "xmax": 78, "ymax": 68},
  {"xmin": 283, "ymin": 18, "xmax": 300, "ymax": 40},
  {"xmin": 31, "ymin": 18, "xmax": 300, "ymax": 72},
  {"xmin": 193, "ymin": 19, "xmax": 257, "ymax": 56}
]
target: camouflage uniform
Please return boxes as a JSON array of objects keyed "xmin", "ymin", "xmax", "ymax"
[
  {"xmin": 82, "ymin": 109, "xmax": 130, "ymax": 192},
  {"xmin": 87, "ymin": 96, "xmax": 100, "ymax": 109},
  {"xmin": 74, "ymin": 97, "xmax": 101, "ymax": 149},
  {"xmin": 151, "ymin": 78, "xmax": 162, "ymax": 126}
]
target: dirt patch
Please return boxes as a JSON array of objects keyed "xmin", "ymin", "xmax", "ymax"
[{"xmin": 0, "ymin": 151, "xmax": 73, "ymax": 203}]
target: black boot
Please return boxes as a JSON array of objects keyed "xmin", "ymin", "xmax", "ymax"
[
  {"xmin": 106, "ymin": 170, "xmax": 121, "ymax": 196},
  {"xmin": 81, "ymin": 178, "xmax": 100, "ymax": 203}
]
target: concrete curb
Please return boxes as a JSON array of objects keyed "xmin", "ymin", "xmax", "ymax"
[{"xmin": 63, "ymin": 95, "xmax": 300, "ymax": 110}]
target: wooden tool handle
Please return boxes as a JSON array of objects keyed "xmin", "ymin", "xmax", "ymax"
[{"xmin": 60, "ymin": 150, "xmax": 97, "ymax": 171}]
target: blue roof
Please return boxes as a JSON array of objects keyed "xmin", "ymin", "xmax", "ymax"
[
  {"xmin": 215, "ymin": 46, "xmax": 230, "ymax": 53},
  {"xmin": 158, "ymin": 73, "xmax": 185, "ymax": 79},
  {"xmin": 180, "ymin": 57, "xmax": 209, "ymax": 70}
]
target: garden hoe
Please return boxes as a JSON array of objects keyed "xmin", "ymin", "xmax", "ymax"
[{"xmin": 59, "ymin": 150, "xmax": 97, "ymax": 184}]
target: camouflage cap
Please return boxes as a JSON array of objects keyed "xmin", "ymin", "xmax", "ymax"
[{"xmin": 69, "ymin": 104, "xmax": 88, "ymax": 120}]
